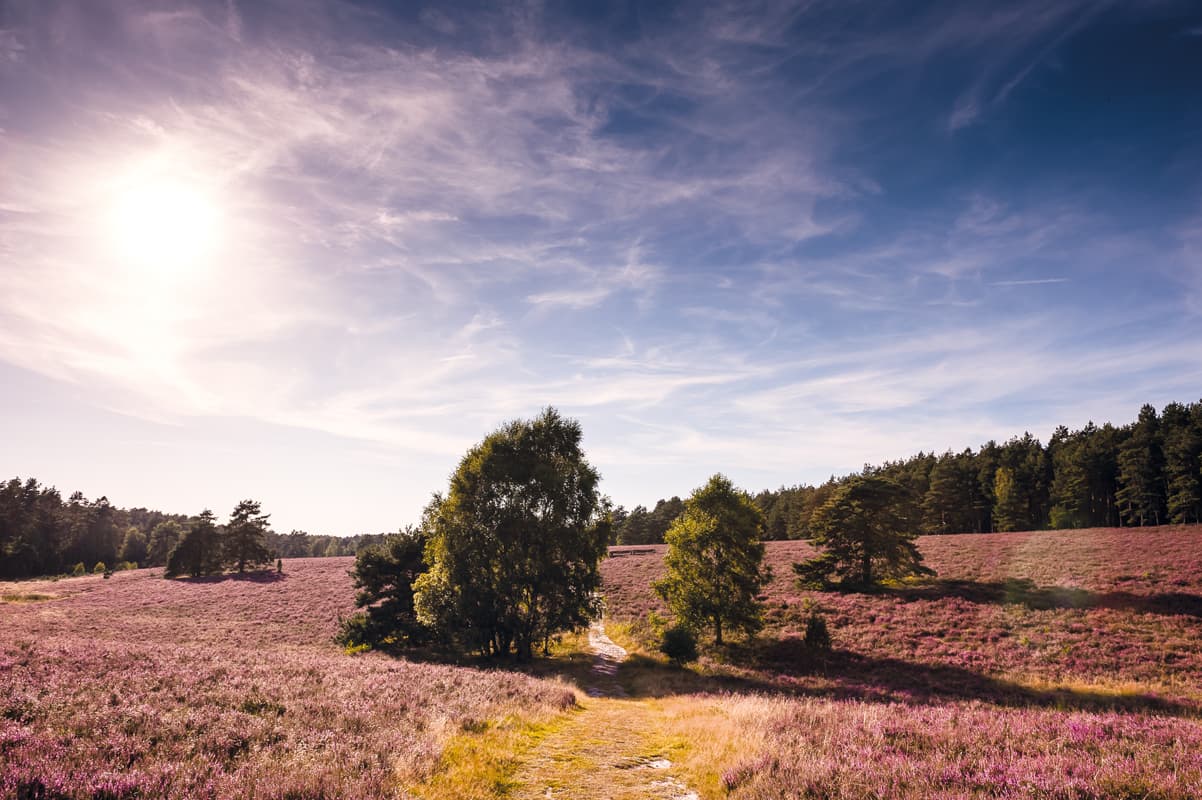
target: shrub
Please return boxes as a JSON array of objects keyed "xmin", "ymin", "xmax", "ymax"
[
  {"xmin": 804, "ymin": 613, "xmax": 832, "ymax": 651},
  {"xmin": 71, "ymin": 562, "xmax": 86, "ymax": 577},
  {"xmin": 659, "ymin": 624, "xmax": 699, "ymax": 666},
  {"xmin": 92, "ymin": 562, "xmax": 106, "ymax": 574},
  {"xmin": 335, "ymin": 612, "xmax": 373, "ymax": 650}
]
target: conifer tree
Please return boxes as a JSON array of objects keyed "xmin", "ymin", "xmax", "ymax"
[
  {"xmin": 1116, "ymin": 404, "xmax": 1166, "ymax": 526},
  {"xmin": 224, "ymin": 499, "xmax": 273, "ymax": 573},
  {"xmin": 165, "ymin": 510, "xmax": 223, "ymax": 578}
]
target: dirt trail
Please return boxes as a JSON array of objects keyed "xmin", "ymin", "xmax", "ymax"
[{"xmin": 509, "ymin": 623, "xmax": 700, "ymax": 800}]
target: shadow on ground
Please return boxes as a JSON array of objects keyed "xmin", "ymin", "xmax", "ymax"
[
  {"xmin": 470, "ymin": 630, "xmax": 1200, "ymax": 719},
  {"xmin": 877, "ymin": 578, "xmax": 1202, "ymax": 617},
  {"xmin": 176, "ymin": 570, "xmax": 287, "ymax": 584}
]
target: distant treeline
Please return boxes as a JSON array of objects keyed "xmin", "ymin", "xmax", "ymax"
[
  {"xmin": 6, "ymin": 399, "xmax": 1200, "ymax": 576},
  {"xmin": 0, "ymin": 484, "xmax": 389, "ymax": 580},
  {"xmin": 611, "ymin": 401, "xmax": 1202, "ymax": 544}
]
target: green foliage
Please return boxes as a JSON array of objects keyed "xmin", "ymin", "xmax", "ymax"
[
  {"xmin": 224, "ymin": 499, "xmax": 273, "ymax": 573},
  {"xmin": 147, "ymin": 520, "xmax": 183, "ymax": 567},
  {"xmin": 804, "ymin": 613, "xmax": 831, "ymax": 651},
  {"xmin": 1116, "ymin": 405, "xmax": 1166, "ymax": 526},
  {"xmin": 612, "ymin": 497, "xmax": 685, "ymax": 545},
  {"xmin": 654, "ymin": 474, "xmax": 771, "ymax": 645},
  {"xmin": 341, "ymin": 527, "xmax": 431, "ymax": 648},
  {"xmin": 119, "ymin": 527, "xmax": 148, "ymax": 565},
  {"xmin": 92, "ymin": 561, "xmax": 106, "ymax": 574},
  {"xmin": 71, "ymin": 562, "xmax": 86, "ymax": 577},
  {"xmin": 658, "ymin": 624, "xmax": 699, "ymax": 666},
  {"xmin": 1163, "ymin": 402, "xmax": 1202, "ymax": 524},
  {"xmin": 922, "ymin": 450, "xmax": 985, "ymax": 534},
  {"xmin": 413, "ymin": 408, "xmax": 608, "ymax": 660},
  {"xmin": 165, "ymin": 510, "xmax": 223, "ymax": 578},
  {"xmin": 794, "ymin": 475, "xmax": 933, "ymax": 589}
]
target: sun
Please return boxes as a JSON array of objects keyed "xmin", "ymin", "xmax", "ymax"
[{"xmin": 106, "ymin": 175, "xmax": 223, "ymax": 273}]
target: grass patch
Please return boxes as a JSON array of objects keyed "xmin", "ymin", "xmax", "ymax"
[
  {"xmin": 1, "ymin": 592, "xmax": 55, "ymax": 603},
  {"xmin": 407, "ymin": 708, "xmax": 579, "ymax": 799}
]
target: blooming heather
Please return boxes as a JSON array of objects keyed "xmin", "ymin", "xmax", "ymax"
[{"xmin": 0, "ymin": 559, "xmax": 574, "ymax": 799}]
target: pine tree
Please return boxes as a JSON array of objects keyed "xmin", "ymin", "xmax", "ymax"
[
  {"xmin": 1116, "ymin": 404, "xmax": 1166, "ymax": 526},
  {"xmin": 165, "ymin": 511, "xmax": 223, "ymax": 578},
  {"xmin": 224, "ymin": 500, "xmax": 273, "ymax": 573},
  {"xmin": 1163, "ymin": 401, "xmax": 1202, "ymax": 524},
  {"xmin": 795, "ymin": 475, "xmax": 933, "ymax": 588}
]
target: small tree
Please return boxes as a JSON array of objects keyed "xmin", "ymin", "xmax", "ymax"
[
  {"xmin": 165, "ymin": 510, "xmax": 223, "ymax": 578},
  {"xmin": 794, "ymin": 475, "xmax": 933, "ymax": 588},
  {"xmin": 654, "ymin": 474, "xmax": 771, "ymax": 645},
  {"xmin": 659, "ymin": 625, "xmax": 699, "ymax": 666},
  {"xmin": 224, "ymin": 499, "xmax": 273, "ymax": 573},
  {"xmin": 340, "ymin": 527, "xmax": 431, "ymax": 648}
]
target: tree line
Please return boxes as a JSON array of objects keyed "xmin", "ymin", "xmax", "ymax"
[
  {"xmin": 0, "ymin": 483, "xmax": 387, "ymax": 580},
  {"xmin": 612, "ymin": 400, "xmax": 1202, "ymax": 544}
]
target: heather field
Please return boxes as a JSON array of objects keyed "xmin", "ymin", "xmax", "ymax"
[
  {"xmin": 4, "ymin": 530, "xmax": 1202, "ymax": 799},
  {"xmin": 602, "ymin": 526, "xmax": 1202, "ymax": 798},
  {"xmin": 0, "ymin": 559, "xmax": 575, "ymax": 799}
]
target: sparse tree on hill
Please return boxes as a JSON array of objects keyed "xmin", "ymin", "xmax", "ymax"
[
  {"xmin": 412, "ymin": 408, "xmax": 609, "ymax": 660},
  {"xmin": 654, "ymin": 474, "xmax": 771, "ymax": 645},
  {"xmin": 794, "ymin": 475, "xmax": 933, "ymax": 588},
  {"xmin": 165, "ymin": 510, "xmax": 223, "ymax": 578},
  {"xmin": 224, "ymin": 499, "xmax": 273, "ymax": 573}
]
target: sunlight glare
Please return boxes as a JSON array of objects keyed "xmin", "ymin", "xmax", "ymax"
[{"xmin": 107, "ymin": 176, "xmax": 222, "ymax": 273}]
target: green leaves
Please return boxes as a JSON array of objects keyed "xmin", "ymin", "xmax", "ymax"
[
  {"xmin": 412, "ymin": 408, "xmax": 607, "ymax": 660},
  {"xmin": 655, "ymin": 474, "xmax": 770, "ymax": 645}
]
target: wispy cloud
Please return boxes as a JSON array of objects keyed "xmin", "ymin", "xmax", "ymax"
[
  {"xmin": 0, "ymin": 0, "xmax": 1199, "ymax": 531},
  {"xmin": 990, "ymin": 278, "xmax": 1068, "ymax": 286}
]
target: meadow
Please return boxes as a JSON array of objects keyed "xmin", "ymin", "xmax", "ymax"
[
  {"xmin": 2, "ymin": 527, "xmax": 1201, "ymax": 798},
  {"xmin": 604, "ymin": 526, "xmax": 1202, "ymax": 798},
  {"xmin": 0, "ymin": 559, "xmax": 574, "ymax": 799}
]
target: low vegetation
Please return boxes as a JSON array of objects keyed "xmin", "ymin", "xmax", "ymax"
[
  {"xmin": 0, "ymin": 559, "xmax": 575, "ymax": 799},
  {"xmin": 601, "ymin": 527, "xmax": 1202, "ymax": 797}
]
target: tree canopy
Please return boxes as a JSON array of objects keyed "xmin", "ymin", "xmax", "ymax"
[
  {"xmin": 165, "ymin": 510, "xmax": 223, "ymax": 578},
  {"xmin": 654, "ymin": 474, "xmax": 771, "ymax": 645},
  {"xmin": 224, "ymin": 499, "xmax": 273, "ymax": 573},
  {"xmin": 794, "ymin": 475, "xmax": 933, "ymax": 588},
  {"xmin": 412, "ymin": 408, "xmax": 609, "ymax": 660},
  {"xmin": 340, "ymin": 527, "xmax": 431, "ymax": 649}
]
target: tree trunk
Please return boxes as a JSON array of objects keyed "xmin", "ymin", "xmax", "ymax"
[
  {"xmin": 861, "ymin": 551, "xmax": 872, "ymax": 586},
  {"xmin": 714, "ymin": 616, "xmax": 723, "ymax": 646}
]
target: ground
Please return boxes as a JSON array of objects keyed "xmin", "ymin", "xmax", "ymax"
[{"xmin": 3, "ymin": 526, "xmax": 1202, "ymax": 798}]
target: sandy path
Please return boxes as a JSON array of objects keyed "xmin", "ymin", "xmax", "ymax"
[{"xmin": 509, "ymin": 622, "xmax": 700, "ymax": 800}]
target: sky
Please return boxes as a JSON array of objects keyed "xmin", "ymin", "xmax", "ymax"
[{"xmin": 1, "ymin": 0, "xmax": 1201, "ymax": 535}]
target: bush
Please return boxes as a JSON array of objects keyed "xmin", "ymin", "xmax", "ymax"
[
  {"xmin": 335, "ymin": 612, "xmax": 373, "ymax": 650},
  {"xmin": 804, "ymin": 613, "xmax": 831, "ymax": 651},
  {"xmin": 659, "ymin": 624, "xmax": 699, "ymax": 666},
  {"xmin": 92, "ymin": 562, "xmax": 106, "ymax": 574},
  {"xmin": 71, "ymin": 562, "xmax": 86, "ymax": 577}
]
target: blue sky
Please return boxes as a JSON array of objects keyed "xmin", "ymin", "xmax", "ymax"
[{"xmin": 1, "ymin": 0, "xmax": 1200, "ymax": 534}]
